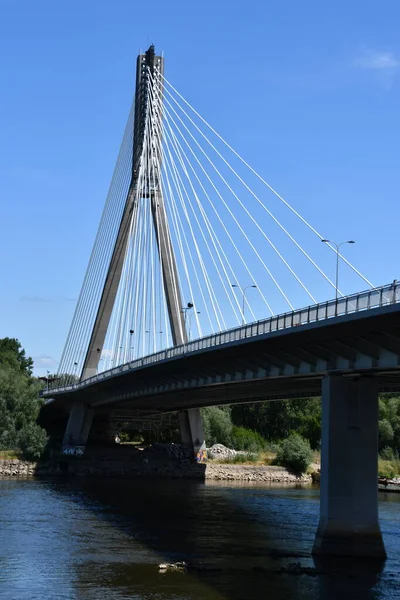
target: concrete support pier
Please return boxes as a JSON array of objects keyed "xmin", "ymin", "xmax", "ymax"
[
  {"xmin": 313, "ymin": 375, "xmax": 386, "ymax": 558},
  {"xmin": 63, "ymin": 402, "xmax": 94, "ymax": 447},
  {"xmin": 178, "ymin": 408, "xmax": 205, "ymax": 457}
]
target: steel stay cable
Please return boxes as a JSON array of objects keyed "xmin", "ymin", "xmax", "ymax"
[
  {"xmin": 59, "ymin": 104, "xmax": 135, "ymax": 378},
  {"xmin": 161, "ymin": 137, "xmax": 219, "ymax": 332},
  {"xmin": 149, "ymin": 77, "xmax": 210, "ymax": 336},
  {"xmin": 162, "ymin": 118, "xmax": 247, "ymax": 325},
  {"xmin": 147, "ymin": 75, "xmax": 187, "ymax": 342},
  {"xmin": 100, "ymin": 97, "xmax": 149, "ymax": 367},
  {"xmin": 158, "ymin": 99, "xmax": 278, "ymax": 314},
  {"xmin": 160, "ymin": 96, "xmax": 309, "ymax": 308},
  {"xmin": 60, "ymin": 103, "xmax": 135, "ymax": 376},
  {"xmin": 162, "ymin": 89, "xmax": 325, "ymax": 300},
  {"xmin": 162, "ymin": 129, "xmax": 228, "ymax": 331},
  {"xmin": 162, "ymin": 112, "xmax": 274, "ymax": 318},
  {"xmin": 159, "ymin": 72, "xmax": 374, "ymax": 289}
]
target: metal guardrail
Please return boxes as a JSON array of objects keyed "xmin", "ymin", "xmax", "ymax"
[{"xmin": 44, "ymin": 282, "xmax": 400, "ymax": 397}]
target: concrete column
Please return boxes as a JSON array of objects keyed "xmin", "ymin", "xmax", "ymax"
[
  {"xmin": 313, "ymin": 375, "xmax": 386, "ymax": 558},
  {"xmin": 80, "ymin": 409, "xmax": 94, "ymax": 445},
  {"xmin": 63, "ymin": 402, "xmax": 93, "ymax": 447},
  {"xmin": 178, "ymin": 408, "xmax": 205, "ymax": 457}
]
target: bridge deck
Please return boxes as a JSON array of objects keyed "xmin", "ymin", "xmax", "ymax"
[{"xmin": 42, "ymin": 283, "xmax": 400, "ymax": 417}]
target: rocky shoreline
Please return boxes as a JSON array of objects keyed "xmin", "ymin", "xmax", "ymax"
[
  {"xmin": 0, "ymin": 457, "xmax": 311, "ymax": 483},
  {"xmin": 205, "ymin": 463, "xmax": 311, "ymax": 483},
  {"xmin": 0, "ymin": 459, "xmax": 56, "ymax": 477}
]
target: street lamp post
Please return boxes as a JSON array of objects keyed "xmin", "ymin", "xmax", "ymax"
[
  {"xmin": 145, "ymin": 330, "xmax": 151, "ymax": 355},
  {"xmin": 181, "ymin": 302, "xmax": 194, "ymax": 338},
  {"xmin": 188, "ymin": 311, "xmax": 201, "ymax": 341},
  {"xmin": 97, "ymin": 356, "xmax": 104, "ymax": 374},
  {"xmin": 129, "ymin": 329, "xmax": 134, "ymax": 361},
  {"xmin": 321, "ymin": 239, "xmax": 355, "ymax": 301},
  {"xmin": 73, "ymin": 361, "xmax": 78, "ymax": 376},
  {"xmin": 231, "ymin": 284, "xmax": 257, "ymax": 325}
]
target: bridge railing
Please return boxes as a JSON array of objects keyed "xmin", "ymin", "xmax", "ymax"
[{"xmin": 45, "ymin": 281, "xmax": 400, "ymax": 396}]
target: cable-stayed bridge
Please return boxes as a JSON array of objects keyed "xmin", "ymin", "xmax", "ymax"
[{"xmin": 41, "ymin": 46, "xmax": 400, "ymax": 559}]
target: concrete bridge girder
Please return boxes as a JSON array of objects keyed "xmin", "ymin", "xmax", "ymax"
[{"xmin": 365, "ymin": 332, "xmax": 400, "ymax": 361}]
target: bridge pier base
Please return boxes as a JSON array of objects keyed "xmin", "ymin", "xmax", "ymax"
[
  {"xmin": 313, "ymin": 374, "xmax": 386, "ymax": 559},
  {"xmin": 178, "ymin": 408, "xmax": 205, "ymax": 458},
  {"xmin": 63, "ymin": 402, "xmax": 94, "ymax": 447}
]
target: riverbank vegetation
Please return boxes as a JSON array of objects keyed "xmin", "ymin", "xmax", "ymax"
[
  {"xmin": 2, "ymin": 336, "xmax": 400, "ymax": 475},
  {"xmin": 201, "ymin": 396, "xmax": 400, "ymax": 476},
  {"xmin": 0, "ymin": 338, "xmax": 48, "ymax": 460},
  {"xmin": 201, "ymin": 402, "xmax": 319, "ymax": 473}
]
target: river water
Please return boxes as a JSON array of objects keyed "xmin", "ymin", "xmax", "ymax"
[{"xmin": 0, "ymin": 478, "xmax": 399, "ymax": 600}]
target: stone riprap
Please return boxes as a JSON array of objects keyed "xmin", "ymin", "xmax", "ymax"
[
  {"xmin": 0, "ymin": 459, "xmax": 37, "ymax": 477},
  {"xmin": 205, "ymin": 463, "xmax": 311, "ymax": 483}
]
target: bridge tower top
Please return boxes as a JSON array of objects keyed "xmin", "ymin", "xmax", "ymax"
[{"xmin": 133, "ymin": 45, "xmax": 164, "ymax": 186}]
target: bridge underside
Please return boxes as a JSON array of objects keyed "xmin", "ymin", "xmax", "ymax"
[{"xmin": 42, "ymin": 304, "xmax": 400, "ymax": 560}]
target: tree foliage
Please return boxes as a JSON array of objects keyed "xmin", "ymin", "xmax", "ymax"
[
  {"xmin": 0, "ymin": 338, "xmax": 48, "ymax": 460},
  {"xmin": 227, "ymin": 394, "xmax": 400, "ymax": 460},
  {"xmin": 231, "ymin": 398, "xmax": 322, "ymax": 449},
  {"xmin": 201, "ymin": 406, "xmax": 233, "ymax": 447},
  {"xmin": 0, "ymin": 338, "xmax": 33, "ymax": 376},
  {"xmin": 231, "ymin": 426, "xmax": 265, "ymax": 452},
  {"xmin": 378, "ymin": 396, "xmax": 400, "ymax": 456}
]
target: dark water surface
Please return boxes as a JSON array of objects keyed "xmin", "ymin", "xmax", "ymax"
[{"xmin": 0, "ymin": 477, "xmax": 399, "ymax": 600}]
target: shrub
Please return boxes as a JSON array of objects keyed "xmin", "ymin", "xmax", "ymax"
[
  {"xmin": 17, "ymin": 423, "xmax": 48, "ymax": 461},
  {"xmin": 201, "ymin": 406, "xmax": 233, "ymax": 447},
  {"xmin": 378, "ymin": 459, "xmax": 400, "ymax": 479},
  {"xmin": 231, "ymin": 426, "xmax": 266, "ymax": 452},
  {"xmin": 275, "ymin": 433, "xmax": 313, "ymax": 474}
]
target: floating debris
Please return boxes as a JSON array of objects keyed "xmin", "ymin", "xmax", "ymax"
[{"xmin": 159, "ymin": 561, "xmax": 187, "ymax": 573}]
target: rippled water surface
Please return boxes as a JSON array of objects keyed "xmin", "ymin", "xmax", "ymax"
[{"xmin": 0, "ymin": 477, "xmax": 399, "ymax": 600}]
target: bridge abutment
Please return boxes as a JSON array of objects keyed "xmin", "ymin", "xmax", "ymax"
[
  {"xmin": 178, "ymin": 408, "xmax": 205, "ymax": 458},
  {"xmin": 313, "ymin": 374, "xmax": 386, "ymax": 559},
  {"xmin": 63, "ymin": 402, "xmax": 94, "ymax": 447}
]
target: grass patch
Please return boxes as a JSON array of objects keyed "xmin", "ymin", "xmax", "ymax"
[
  {"xmin": 312, "ymin": 450, "xmax": 321, "ymax": 464},
  {"xmin": 259, "ymin": 451, "xmax": 275, "ymax": 465},
  {"xmin": 213, "ymin": 452, "xmax": 259, "ymax": 464},
  {"xmin": 211, "ymin": 451, "xmax": 278, "ymax": 466},
  {"xmin": 0, "ymin": 450, "xmax": 21, "ymax": 460},
  {"xmin": 219, "ymin": 447, "xmax": 320, "ymax": 471}
]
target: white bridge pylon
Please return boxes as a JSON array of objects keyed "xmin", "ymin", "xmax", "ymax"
[{"xmin": 57, "ymin": 45, "xmax": 373, "ymax": 384}]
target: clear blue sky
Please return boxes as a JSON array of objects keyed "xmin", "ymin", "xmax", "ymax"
[{"xmin": 1, "ymin": 0, "xmax": 399, "ymax": 375}]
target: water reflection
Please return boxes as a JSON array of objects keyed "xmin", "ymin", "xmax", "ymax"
[
  {"xmin": 315, "ymin": 556, "xmax": 389, "ymax": 600},
  {"xmin": 0, "ymin": 477, "xmax": 398, "ymax": 599}
]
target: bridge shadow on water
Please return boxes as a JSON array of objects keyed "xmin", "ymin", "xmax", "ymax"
[{"xmin": 44, "ymin": 476, "xmax": 388, "ymax": 600}]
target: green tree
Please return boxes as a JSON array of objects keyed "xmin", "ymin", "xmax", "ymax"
[
  {"xmin": 0, "ymin": 338, "xmax": 47, "ymax": 460},
  {"xmin": 231, "ymin": 398, "xmax": 322, "ymax": 449},
  {"xmin": 379, "ymin": 419, "xmax": 394, "ymax": 451},
  {"xmin": 201, "ymin": 406, "xmax": 233, "ymax": 447},
  {"xmin": 378, "ymin": 395, "xmax": 400, "ymax": 455},
  {"xmin": 0, "ymin": 338, "xmax": 33, "ymax": 376},
  {"xmin": 231, "ymin": 426, "xmax": 265, "ymax": 452}
]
